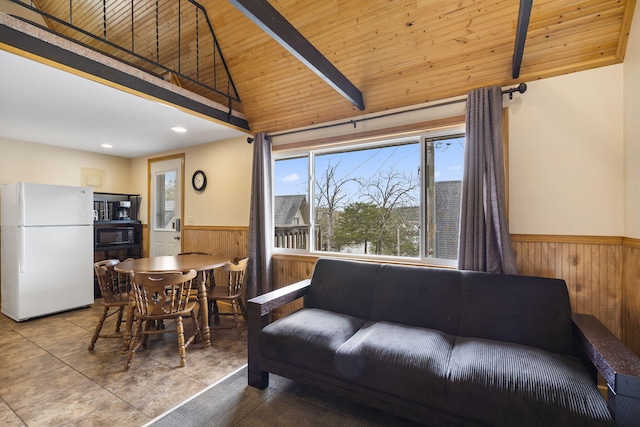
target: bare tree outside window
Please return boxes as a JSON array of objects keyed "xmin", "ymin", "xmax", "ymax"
[
  {"xmin": 314, "ymin": 159, "xmax": 353, "ymax": 252},
  {"xmin": 312, "ymin": 143, "xmax": 420, "ymax": 255},
  {"xmin": 357, "ymin": 168, "xmax": 420, "ymax": 255}
]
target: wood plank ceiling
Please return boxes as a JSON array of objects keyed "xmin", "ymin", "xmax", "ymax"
[{"xmin": 32, "ymin": 0, "xmax": 636, "ymax": 134}]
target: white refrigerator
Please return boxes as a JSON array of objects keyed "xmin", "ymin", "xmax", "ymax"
[{"xmin": 1, "ymin": 182, "xmax": 94, "ymax": 321}]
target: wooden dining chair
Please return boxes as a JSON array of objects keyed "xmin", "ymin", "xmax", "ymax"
[
  {"xmin": 89, "ymin": 259, "xmax": 134, "ymax": 350},
  {"xmin": 207, "ymin": 257, "xmax": 248, "ymax": 337},
  {"xmin": 178, "ymin": 252, "xmax": 213, "ymax": 293},
  {"xmin": 125, "ymin": 269, "xmax": 202, "ymax": 370}
]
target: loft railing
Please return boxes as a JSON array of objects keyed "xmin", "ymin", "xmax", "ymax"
[{"xmin": 9, "ymin": 0, "xmax": 240, "ymax": 110}]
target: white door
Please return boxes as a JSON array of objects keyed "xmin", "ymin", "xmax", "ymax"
[{"xmin": 150, "ymin": 157, "xmax": 183, "ymax": 256}]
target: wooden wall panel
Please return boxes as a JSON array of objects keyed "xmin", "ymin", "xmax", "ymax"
[
  {"xmin": 182, "ymin": 226, "xmax": 315, "ymax": 317},
  {"xmin": 182, "ymin": 226, "xmax": 248, "ymax": 258},
  {"xmin": 623, "ymin": 240, "xmax": 640, "ymax": 356},
  {"xmin": 512, "ymin": 236, "xmax": 623, "ymax": 340},
  {"xmin": 182, "ymin": 225, "xmax": 249, "ymax": 288},
  {"xmin": 272, "ymin": 254, "xmax": 317, "ymax": 318},
  {"xmin": 181, "ymin": 227, "xmax": 639, "ymax": 354},
  {"xmin": 142, "ymin": 224, "xmax": 149, "ymax": 257}
]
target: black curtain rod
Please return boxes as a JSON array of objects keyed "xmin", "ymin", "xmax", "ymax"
[{"xmin": 270, "ymin": 83, "xmax": 527, "ymax": 139}]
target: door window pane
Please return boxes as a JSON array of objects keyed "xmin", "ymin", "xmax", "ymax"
[{"xmin": 155, "ymin": 171, "xmax": 176, "ymax": 230}]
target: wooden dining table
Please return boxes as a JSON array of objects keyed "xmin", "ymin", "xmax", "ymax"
[{"xmin": 115, "ymin": 254, "xmax": 228, "ymax": 349}]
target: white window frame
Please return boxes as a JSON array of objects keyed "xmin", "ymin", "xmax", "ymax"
[{"xmin": 273, "ymin": 125, "xmax": 465, "ymax": 268}]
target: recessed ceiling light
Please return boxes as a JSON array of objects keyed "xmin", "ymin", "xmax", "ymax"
[
  {"xmin": 171, "ymin": 126, "xmax": 187, "ymax": 133},
  {"xmin": 101, "ymin": 144, "xmax": 113, "ymax": 149}
]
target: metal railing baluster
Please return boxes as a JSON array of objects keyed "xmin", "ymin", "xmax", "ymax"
[{"xmin": 7, "ymin": 0, "xmax": 240, "ymax": 108}]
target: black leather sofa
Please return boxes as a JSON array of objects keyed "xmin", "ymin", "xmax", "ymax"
[{"xmin": 247, "ymin": 258, "xmax": 640, "ymax": 426}]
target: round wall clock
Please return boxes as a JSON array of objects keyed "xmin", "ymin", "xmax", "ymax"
[{"xmin": 192, "ymin": 170, "xmax": 207, "ymax": 192}]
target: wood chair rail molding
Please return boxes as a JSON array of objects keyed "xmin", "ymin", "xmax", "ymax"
[
  {"xmin": 183, "ymin": 225, "xmax": 249, "ymax": 231},
  {"xmin": 511, "ymin": 234, "xmax": 624, "ymax": 245},
  {"xmin": 272, "ymin": 235, "xmax": 640, "ymax": 260},
  {"xmin": 622, "ymin": 237, "xmax": 640, "ymax": 249}
]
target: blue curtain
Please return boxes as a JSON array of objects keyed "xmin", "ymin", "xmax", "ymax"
[
  {"xmin": 458, "ymin": 86, "xmax": 517, "ymax": 274},
  {"xmin": 246, "ymin": 133, "xmax": 273, "ymax": 298}
]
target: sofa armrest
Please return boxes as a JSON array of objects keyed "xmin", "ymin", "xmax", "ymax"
[
  {"xmin": 572, "ymin": 313, "xmax": 640, "ymax": 426},
  {"xmin": 247, "ymin": 279, "xmax": 311, "ymax": 389},
  {"xmin": 247, "ymin": 279, "xmax": 312, "ymax": 316}
]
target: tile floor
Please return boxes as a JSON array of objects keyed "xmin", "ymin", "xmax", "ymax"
[{"xmin": 0, "ymin": 301, "xmax": 248, "ymax": 427}]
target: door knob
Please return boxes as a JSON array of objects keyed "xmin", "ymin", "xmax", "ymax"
[{"xmin": 174, "ymin": 235, "xmax": 181, "ymax": 240}]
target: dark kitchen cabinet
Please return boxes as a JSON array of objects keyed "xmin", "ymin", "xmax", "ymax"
[{"xmin": 92, "ymin": 192, "xmax": 143, "ymax": 298}]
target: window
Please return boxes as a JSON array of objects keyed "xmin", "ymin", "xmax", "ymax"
[
  {"xmin": 273, "ymin": 129, "xmax": 464, "ymax": 264},
  {"xmin": 154, "ymin": 170, "xmax": 176, "ymax": 230}
]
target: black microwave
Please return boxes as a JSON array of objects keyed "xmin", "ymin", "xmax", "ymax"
[{"xmin": 94, "ymin": 226, "xmax": 138, "ymax": 247}]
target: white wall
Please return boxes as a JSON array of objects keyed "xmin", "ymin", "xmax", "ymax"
[
  {"xmin": 184, "ymin": 137, "xmax": 253, "ymax": 226},
  {"xmin": 2, "ymin": 62, "xmax": 628, "ymax": 236},
  {"xmin": 0, "ymin": 137, "xmax": 132, "ymax": 191},
  {"xmin": 129, "ymin": 136, "xmax": 253, "ymax": 226},
  {"xmin": 3, "ymin": 15, "xmax": 638, "ymax": 237},
  {"xmin": 624, "ymin": 4, "xmax": 640, "ymax": 239},
  {"xmin": 0, "ymin": 135, "xmax": 252, "ymax": 227},
  {"xmin": 508, "ymin": 65, "xmax": 624, "ymax": 236},
  {"xmin": 273, "ymin": 66, "xmax": 626, "ymax": 238}
]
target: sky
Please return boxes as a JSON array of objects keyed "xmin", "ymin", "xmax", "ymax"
[{"xmin": 274, "ymin": 137, "xmax": 465, "ymax": 197}]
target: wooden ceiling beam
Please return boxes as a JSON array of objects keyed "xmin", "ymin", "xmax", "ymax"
[
  {"xmin": 228, "ymin": 0, "xmax": 365, "ymax": 110},
  {"xmin": 512, "ymin": 0, "xmax": 533, "ymax": 79}
]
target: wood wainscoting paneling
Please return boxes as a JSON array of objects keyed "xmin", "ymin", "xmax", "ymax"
[
  {"xmin": 272, "ymin": 254, "xmax": 318, "ymax": 318},
  {"xmin": 512, "ymin": 235, "xmax": 624, "ymax": 340},
  {"xmin": 186, "ymin": 229, "xmax": 638, "ymax": 356},
  {"xmin": 623, "ymin": 238, "xmax": 640, "ymax": 356},
  {"xmin": 142, "ymin": 224, "xmax": 149, "ymax": 258},
  {"xmin": 182, "ymin": 226, "xmax": 249, "ymax": 258},
  {"xmin": 182, "ymin": 225, "xmax": 249, "ymax": 289}
]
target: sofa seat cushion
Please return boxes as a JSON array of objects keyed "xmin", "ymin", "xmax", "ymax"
[
  {"xmin": 334, "ymin": 321, "xmax": 611, "ymax": 426},
  {"xmin": 334, "ymin": 321, "xmax": 456, "ymax": 411},
  {"xmin": 260, "ymin": 308, "xmax": 366, "ymax": 377},
  {"xmin": 444, "ymin": 336, "xmax": 613, "ymax": 427}
]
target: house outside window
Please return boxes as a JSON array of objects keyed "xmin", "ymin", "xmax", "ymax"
[{"xmin": 273, "ymin": 129, "xmax": 464, "ymax": 265}]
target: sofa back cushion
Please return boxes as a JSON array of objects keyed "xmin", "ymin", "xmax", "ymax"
[
  {"xmin": 371, "ymin": 264, "xmax": 462, "ymax": 335},
  {"xmin": 306, "ymin": 258, "xmax": 575, "ymax": 355},
  {"xmin": 306, "ymin": 258, "xmax": 381, "ymax": 319},
  {"xmin": 458, "ymin": 271, "xmax": 575, "ymax": 355}
]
